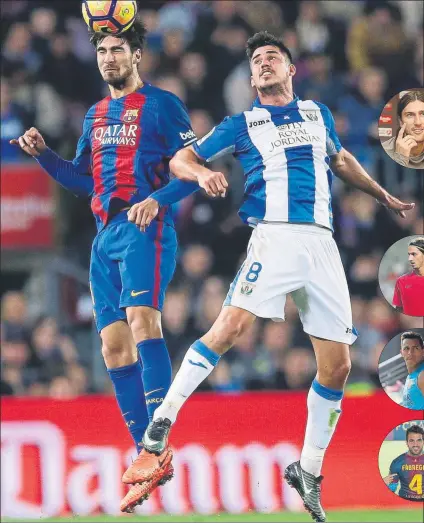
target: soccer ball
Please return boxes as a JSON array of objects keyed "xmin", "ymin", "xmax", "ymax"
[{"xmin": 82, "ymin": 1, "xmax": 137, "ymax": 34}]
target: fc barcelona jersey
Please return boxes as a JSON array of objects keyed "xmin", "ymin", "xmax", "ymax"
[{"xmin": 73, "ymin": 83, "xmax": 196, "ymax": 230}]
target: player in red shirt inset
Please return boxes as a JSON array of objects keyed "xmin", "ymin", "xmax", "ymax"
[{"xmin": 393, "ymin": 237, "xmax": 424, "ymax": 317}]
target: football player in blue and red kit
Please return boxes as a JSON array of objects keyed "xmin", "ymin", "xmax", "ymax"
[
  {"xmin": 383, "ymin": 425, "xmax": 424, "ymax": 501},
  {"xmin": 11, "ymin": 18, "xmax": 227, "ymax": 512}
]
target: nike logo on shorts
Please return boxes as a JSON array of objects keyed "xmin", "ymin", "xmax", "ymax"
[{"xmin": 131, "ymin": 290, "xmax": 149, "ymax": 297}]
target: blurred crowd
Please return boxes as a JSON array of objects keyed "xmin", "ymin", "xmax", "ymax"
[{"xmin": 1, "ymin": 0, "xmax": 423, "ymax": 397}]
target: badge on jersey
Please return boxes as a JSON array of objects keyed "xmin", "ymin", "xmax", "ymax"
[
  {"xmin": 123, "ymin": 109, "xmax": 139, "ymax": 123},
  {"xmin": 240, "ymin": 282, "xmax": 255, "ymax": 295}
]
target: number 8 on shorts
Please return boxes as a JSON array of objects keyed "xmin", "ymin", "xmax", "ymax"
[{"xmin": 246, "ymin": 262, "xmax": 263, "ymax": 282}]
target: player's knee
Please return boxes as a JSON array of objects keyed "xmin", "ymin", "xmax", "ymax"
[
  {"xmin": 101, "ymin": 342, "xmax": 124, "ymax": 360},
  {"xmin": 100, "ymin": 322, "xmax": 135, "ymax": 366},
  {"xmin": 330, "ymin": 359, "xmax": 351, "ymax": 385},
  {"xmin": 127, "ymin": 307, "xmax": 162, "ymax": 342},
  {"xmin": 318, "ymin": 357, "xmax": 351, "ymax": 389},
  {"xmin": 101, "ymin": 340, "xmax": 134, "ymax": 368},
  {"xmin": 339, "ymin": 358, "xmax": 352, "ymax": 379}
]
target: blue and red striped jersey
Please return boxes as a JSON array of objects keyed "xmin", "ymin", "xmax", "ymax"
[
  {"xmin": 74, "ymin": 83, "xmax": 196, "ymax": 230},
  {"xmin": 389, "ymin": 452, "xmax": 424, "ymax": 501}
]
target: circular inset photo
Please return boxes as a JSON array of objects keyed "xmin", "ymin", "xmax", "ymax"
[
  {"xmin": 378, "ymin": 330, "xmax": 424, "ymax": 410},
  {"xmin": 379, "ymin": 420, "xmax": 424, "ymax": 502},
  {"xmin": 378, "ymin": 236, "xmax": 424, "ymax": 317},
  {"xmin": 379, "ymin": 88, "xmax": 424, "ymax": 169}
]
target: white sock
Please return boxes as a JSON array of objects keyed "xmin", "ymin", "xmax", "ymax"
[
  {"xmin": 300, "ymin": 381, "xmax": 342, "ymax": 477},
  {"xmin": 153, "ymin": 343, "xmax": 219, "ymax": 423}
]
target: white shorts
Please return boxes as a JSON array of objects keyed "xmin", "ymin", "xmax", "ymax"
[{"xmin": 225, "ymin": 223, "xmax": 357, "ymax": 345}]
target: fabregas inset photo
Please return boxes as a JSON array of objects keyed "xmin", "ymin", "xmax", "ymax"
[{"xmin": 379, "ymin": 421, "xmax": 424, "ymax": 502}]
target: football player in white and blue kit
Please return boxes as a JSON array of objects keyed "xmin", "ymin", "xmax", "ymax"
[
  {"xmin": 128, "ymin": 31, "xmax": 414, "ymax": 521},
  {"xmin": 400, "ymin": 331, "xmax": 424, "ymax": 410}
]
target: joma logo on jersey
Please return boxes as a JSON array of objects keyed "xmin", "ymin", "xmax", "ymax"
[
  {"xmin": 249, "ymin": 119, "xmax": 271, "ymax": 128},
  {"xmin": 123, "ymin": 109, "xmax": 139, "ymax": 123},
  {"xmin": 93, "ymin": 124, "xmax": 138, "ymax": 146}
]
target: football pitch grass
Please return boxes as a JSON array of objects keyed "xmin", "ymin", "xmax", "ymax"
[{"xmin": 2, "ymin": 508, "xmax": 422, "ymax": 523}]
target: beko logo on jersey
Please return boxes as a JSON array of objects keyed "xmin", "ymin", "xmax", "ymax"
[
  {"xmin": 248, "ymin": 118, "xmax": 271, "ymax": 128},
  {"xmin": 93, "ymin": 124, "xmax": 138, "ymax": 146},
  {"xmin": 180, "ymin": 129, "xmax": 196, "ymax": 141}
]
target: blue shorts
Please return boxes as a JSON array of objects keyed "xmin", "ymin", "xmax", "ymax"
[{"xmin": 89, "ymin": 212, "xmax": 177, "ymax": 332}]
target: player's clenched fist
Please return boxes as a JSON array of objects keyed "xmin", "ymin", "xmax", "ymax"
[
  {"xmin": 9, "ymin": 127, "xmax": 47, "ymax": 157},
  {"xmin": 395, "ymin": 123, "xmax": 418, "ymax": 158},
  {"xmin": 197, "ymin": 170, "xmax": 228, "ymax": 198},
  {"xmin": 128, "ymin": 198, "xmax": 159, "ymax": 232}
]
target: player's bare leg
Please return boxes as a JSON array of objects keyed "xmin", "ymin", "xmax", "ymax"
[
  {"xmin": 285, "ymin": 336, "xmax": 351, "ymax": 523},
  {"xmin": 132, "ymin": 306, "xmax": 256, "ymax": 478}
]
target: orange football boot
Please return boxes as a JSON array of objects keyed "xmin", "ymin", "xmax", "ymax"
[
  {"xmin": 120, "ymin": 462, "xmax": 174, "ymax": 513},
  {"xmin": 122, "ymin": 447, "xmax": 173, "ymax": 484}
]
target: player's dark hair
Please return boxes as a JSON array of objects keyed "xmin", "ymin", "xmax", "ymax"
[
  {"xmin": 89, "ymin": 16, "xmax": 147, "ymax": 53},
  {"xmin": 246, "ymin": 31, "xmax": 293, "ymax": 64},
  {"xmin": 409, "ymin": 236, "xmax": 424, "ymax": 254},
  {"xmin": 401, "ymin": 331, "xmax": 424, "ymax": 349},
  {"xmin": 406, "ymin": 425, "xmax": 424, "ymax": 441},
  {"xmin": 397, "ymin": 90, "xmax": 424, "ymax": 120}
]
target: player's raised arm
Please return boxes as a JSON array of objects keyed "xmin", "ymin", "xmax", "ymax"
[
  {"xmin": 330, "ymin": 148, "xmax": 415, "ymax": 218},
  {"xmin": 10, "ymin": 123, "xmax": 93, "ymax": 197},
  {"xmin": 170, "ymin": 116, "xmax": 238, "ymax": 197},
  {"xmin": 170, "ymin": 146, "xmax": 228, "ymax": 198},
  {"xmin": 320, "ymin": 102, "xmax": 414, "ymax": 218}
]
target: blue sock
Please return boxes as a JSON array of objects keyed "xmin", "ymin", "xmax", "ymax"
[
  {"xmin": 107, "ymin": 360, "xmax": 149, "ymax": 452},
  {"xmin": 311, "ymin": 379, "xmax": 344, "ymax": 401},
  {"xmin": 137, "ymin": 338, "xmax": 172, "ymax": 421}
]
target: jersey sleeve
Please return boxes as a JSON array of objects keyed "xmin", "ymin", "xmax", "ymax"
[
  {"xmin": 192, "ymin": 116, "xmax": 236, "ymax": 162},
  {"xmin": 72, "ymin": 116, "xmax": 92, "ymax": 174},
  {"xmin": 320, "ymin": 104, "xmax": 342, "ymax": 157},
  {"xmin": 35, "ymin": 115, "xmax": 93, "ymax": 197},
  {"xmin": 159, "ymin": 94, "xmax": 197, "ymax": 156},
  {"xmin": 392, "ymin": 279, "xmax": 402, "ymax": 307}
]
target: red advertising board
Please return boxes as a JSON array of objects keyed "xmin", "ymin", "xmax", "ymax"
[
  {"xmin": 1, "ymin": 164, "xmax": 55, "ymax": 249},
  {"xmin": 0, "ymin": 391, "xmax": 416, "ymax": 518}
]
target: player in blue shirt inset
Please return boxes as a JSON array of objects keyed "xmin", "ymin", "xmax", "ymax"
[
  {"xmin": 127, "ymin": 31, "xmax": 414, "ymax": 519},
  {"xmin": 383, "ymin": 424, "xmax": 424, "ymax": 501},
  {"xmin": 399, "ymin": 331, "xmax": 424, "ymax": 410}
]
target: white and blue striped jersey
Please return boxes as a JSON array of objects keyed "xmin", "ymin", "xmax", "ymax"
[{"xmin": 193, "ymin": 96, "xmax": 342, "ymax": 231}]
